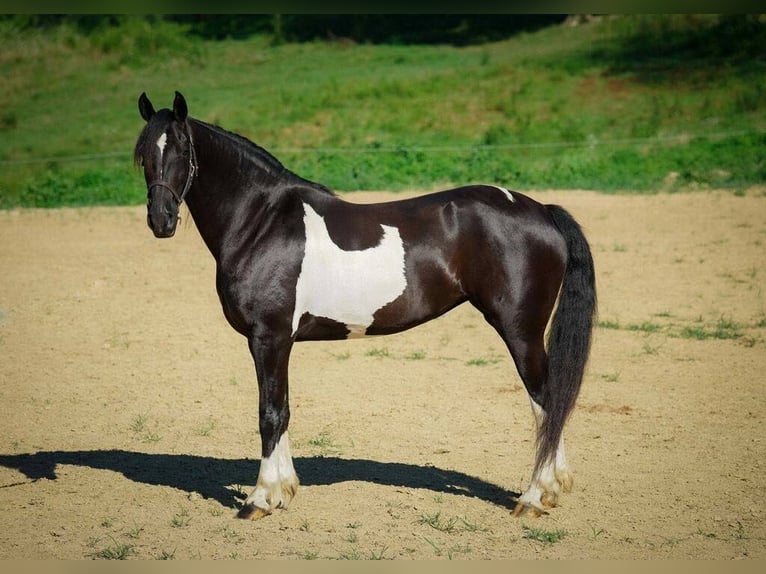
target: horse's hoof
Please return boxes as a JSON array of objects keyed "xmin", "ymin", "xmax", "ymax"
[
  {"xmin": 236, "ymin": 503, "xmax": 271, "ymax": 520},
  {"xmin": 511, "ymin": 502, "xmax": 548, "ymax": 518}
]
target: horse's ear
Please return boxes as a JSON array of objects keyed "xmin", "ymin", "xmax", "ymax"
[
  {"xmin": 138, "ymin": 92, "xmax": 155, "ymax": 122},
  {"xmin": 173, "ymin": 91, "xmax": 188, "ymax": 122}
]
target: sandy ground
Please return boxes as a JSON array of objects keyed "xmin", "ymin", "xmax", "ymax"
[{"xmin": 0, "ymin": 189, "xmax": 764, "ymax": 560}]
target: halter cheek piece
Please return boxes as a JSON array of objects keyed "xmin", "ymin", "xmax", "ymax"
[{"xmin": 147, "ymin": 121, "xmax": 198, "ymax": 206}]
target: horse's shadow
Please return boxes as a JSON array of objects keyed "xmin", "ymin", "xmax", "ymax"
[{"xmin": 0, "ymin": 450, "xmax": 518, "ymax": 511}]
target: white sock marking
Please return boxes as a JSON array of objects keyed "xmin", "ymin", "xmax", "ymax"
[
  {"xmin": 519, "ymin": 398, "xmax": 571, "ymax": 510},
  {"xmin": 247, "ymin": 432, "xmax": 298, "ymax": 511},
  {"xmin": 292, "ymin": 203, "xmax": 407, "ymax": 336}
]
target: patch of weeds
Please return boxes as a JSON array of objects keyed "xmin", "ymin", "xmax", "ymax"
[
  {"xmin": 679, "ymin": 317, "xmax": 742, "ymax": 340},
  {"xmin": 306, "ymin": 431, "xmax": 341, "ymax": 455},
  {"xmin": 336, "ymin": 547, "xmax": 362, "ymax": 560},
  {"xmin": 367, "ymin": 545, "xmax": 391, "ymax": 560},
  {"xmin": 598, "ymin": 319, "xmax": 621, "ymax": 330},
  {"xmin": 194, "ymin": 417, "xmax": 217, "ymax": 437},
  {"xmin": 522, "ymin": 525, "xmax": 569, "ymax": 545},
  {"xmin": 228, "ymin": 376, "xmax": 239, "ymax": 386},
  {"xmin": 130, "ymin": 413, "xmax": 162, "ymax": 443},
  {"xmin": 627, "ymin": 321, "xmax": 663, "ymax": 333},
  {"xmin": 612, "ymin": 243, "xmax": 628, "ymax": 252},
  {"xmin": 679, "ymin": 326, "xmax": 709, "ymax": 340},
  {"xmin": 404, "ymin": 350, "xmax": 426, "ymax": 360},
  {"xmin": 465, "ymin": 357, "xmax": 502, "ymax": 367},
  {"xmin": 130, "ymin": 414, "xmax": 148, "ymax": 434},
  {"xmin": 422, "ymin": 536, "xmax": 472, "ymax": 559},
  {"xmin": 220, "ymin": 524, "xmax": 245, "ymax": 544},
  {"xmin": 125, "ymin": 525, "xmax": 144, "ymax": 539},
  {"xmin": 365, "ymin": 348, "xmax": 390, "ymax": 358},
  {"xmin": 90, "ymin": 538, "xmax": 137, "ymax": 560},
  {"xmin": 336, "ymin": 544, "xmax": 390, "ymax": 560},
  {"xmin": 331, "ymin": 351, "xmax": 351, "ymax": 360},
  {"xmin": 732, "ymin": 520, "xmax": 749, "ymax": 540},
  {"xmin": 419, "ymin": 511, "xmax": 459, "ymax": 533},
  {"xmin": 459, "ymin": 517, "xmax": 489, "ymax": 533},
  {"xmin": 600, "ymin": 371, "xmax": 621, "ymax": 383},
  {"xmin": 156, "ymin": 548, "xmax": 176, "ymax": 560},
  {"xmin": 170, "ymin": 508, "xmax": 191, "ymax": 528},
  {"xmin": 641, "ymin": 340, "xmax": 662, "ymax": 355},
  {"xmin": 300, "ymin": 550, "xmax": 320, "ymax": 559},
  {"xmin": 588, "ymin": 526, "xmax": 607, "ymax": 540},
  {"xmin": 106, "ymin": 331, "xmax": 131, "ymax": 350},
  {"xmin": 417, "ymin": 511, "xmax": 487, "ymax": 534}
]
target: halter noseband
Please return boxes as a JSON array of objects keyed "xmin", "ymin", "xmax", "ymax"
[{"xmin": 147, "ymin": 122, "xmax": 198, "ymax": 205}]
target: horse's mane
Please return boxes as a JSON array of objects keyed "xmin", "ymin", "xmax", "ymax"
[
  {"xmin": 134, "ymin": 112, "xmax": 334, "ymax": 197},
  {"xmin": 193, "ymin": 119, "xmax": 335, "ymax": 196}
]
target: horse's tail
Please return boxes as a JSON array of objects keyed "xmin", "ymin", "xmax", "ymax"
[{"xmin": 535, "ymin": 204, "xmax": 597, "ymax": 474}]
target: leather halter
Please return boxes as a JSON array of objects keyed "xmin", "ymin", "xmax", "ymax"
[{"xmin": 147, "ymin": 122, "xmax": 198, "ymax": 205}]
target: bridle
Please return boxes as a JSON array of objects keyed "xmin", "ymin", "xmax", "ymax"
[{"xmin": 147, "ymin": 121, "xmax": 198, "ymax": 205}]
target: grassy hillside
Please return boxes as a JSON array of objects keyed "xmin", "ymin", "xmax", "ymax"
[{"xmin": 1, "ymin": 15, "xmax": 764, "ymax": 207}]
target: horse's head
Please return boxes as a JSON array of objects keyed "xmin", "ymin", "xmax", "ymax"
[{"xmin": 135, "ymin": 91, "xmax": 197, "ymax": 238}]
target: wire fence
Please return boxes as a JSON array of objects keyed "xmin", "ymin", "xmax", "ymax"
[{"xmin": 0, "ymin": 128, "xmax": 760, "ymax": 166}]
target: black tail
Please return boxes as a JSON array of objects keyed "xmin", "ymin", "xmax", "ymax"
[{"xmin": 535, "ymin": 205, "xmax": 597, "ymax": 474}]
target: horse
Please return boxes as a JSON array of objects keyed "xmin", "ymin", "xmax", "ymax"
[{"xmin": 134, "ymin": 91, "xmax": 596, "ymax": 520}]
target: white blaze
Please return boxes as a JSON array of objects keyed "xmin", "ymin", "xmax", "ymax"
[
  {"xmin": 292, "ymin": 203, "xmax": 407, "ymax": 336},
  {"xmin": 156, "ymin": 133, "xmax": 167, "ymax": 157},
  {"xmin": 156, "ymin": 133, "xmax": 167, "ymax": 177}
]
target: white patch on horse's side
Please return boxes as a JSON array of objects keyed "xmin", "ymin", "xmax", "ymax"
[
  {"xmin": 245, "ymin": 432, "xmax": 298, "ymax": 512},
  {"xmin": 487, "ymin": 184, "xmax": 515, "ymax": 203},
  {"xmin": 156, "ymin": 132, "xmax": 167, "ymax": 176},
  {"xmin": 292, "ymin": 203, "xmax": 407, "ymax": 336}
]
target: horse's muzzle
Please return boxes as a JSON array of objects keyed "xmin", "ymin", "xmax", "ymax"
[{"xmin": 147, "ymin": 211, "xmax": 178, "ymax": 238}]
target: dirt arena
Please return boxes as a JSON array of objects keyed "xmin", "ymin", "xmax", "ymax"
[{"xmin": 0, "ymin": 189, "xmax": 764, "ymax": 559}]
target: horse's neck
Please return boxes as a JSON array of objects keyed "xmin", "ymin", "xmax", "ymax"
[{"xmin": 183, "ymin": 121, "xmax": 289, "ymax": 259}]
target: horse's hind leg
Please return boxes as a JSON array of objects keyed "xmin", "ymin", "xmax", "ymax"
[
  {"xmin": 482, "ymin": 302, "xmax": 571, "ymax": 517},
  {"xmin": 512, "ymin": 395, "xmax": 574, "ymax": 517}
]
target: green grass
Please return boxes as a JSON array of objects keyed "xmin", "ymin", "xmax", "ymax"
[
  {"xmin": 90, "ymin": 539, "xmax": 137, "ymax": 560},
  {"xmin": 465, "ymin": 357, "xmax": 502, "ymax": 366},
  {"xmin": 522, "ymin": 525, "xmax": 569, "ymax": 545},
  {"xmin": 364, "ymin": 348, "xmax": 390, "ymax": 358},
  {"xmin": 170, "ymin": 508, "xmax": 191, "ymax": 528},
  {"xmin": 1, "ymin": 15, "xmax": 764, "ymax": 208},
  {"xmin": 597, "ymin": 315, "xmax": 754, "ymax": 344},
  {"xmin": 679, "ymin": 317, "xmax": 742, "ymax": 340},
  {"xmin": 129, "ymin": 413, "xmax": 162, "ymax": 443}
]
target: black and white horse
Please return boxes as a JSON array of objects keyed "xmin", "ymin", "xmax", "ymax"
[{"xmin": 135, "ymin": 91, "xmax": 596, "ymax": 519}]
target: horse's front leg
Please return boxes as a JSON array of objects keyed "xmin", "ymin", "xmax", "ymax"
[{"xmin": 237, "ymin": 330, "xmax": 299, "ymax": 520}]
